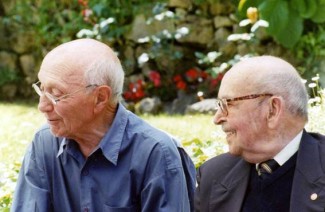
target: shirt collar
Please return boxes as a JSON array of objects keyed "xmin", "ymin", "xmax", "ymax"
[
  {"xmin": 56, "ymin": 104, "xmax": 129, "ymax": 166},
  {"xmin": 97, "ymin": 103, "xmax": 129, "ymax": 165},
  {"xmin": 273, "ymin": 130, "xmax": 303, "ymax": 166},
  {"xmin": 57, "ymin": 138, "xmax": 68, "ymax": 157}
]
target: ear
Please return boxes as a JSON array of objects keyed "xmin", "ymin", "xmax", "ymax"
[
  {"xmin": 266, "ymin": 96, "xmax": 284, "ymax": 129},
  {"xmin": 93, "ymin": 86, "xmax": 112, "ymax": 114}
]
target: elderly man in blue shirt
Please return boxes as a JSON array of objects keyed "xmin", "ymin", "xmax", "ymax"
[{"xmin": 11, "ymin": 38, "xmax": 195, "ymax": 212}]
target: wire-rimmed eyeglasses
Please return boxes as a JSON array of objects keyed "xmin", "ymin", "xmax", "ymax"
[
  {"xmin": 32, "ymin": 81, "xmax": 98, "ymax": 105},
  {"xmin": 216, "ymin": 93, "xmax": 273, "ymax": 115}
]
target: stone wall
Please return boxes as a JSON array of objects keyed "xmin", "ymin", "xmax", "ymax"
[
  {"xmin": 0, "ymin": 0, "xmax": 293, "ymax": 100},
  {"xmin": 0, "ymin": 0, "xmax": 40, "ymax": 100}
]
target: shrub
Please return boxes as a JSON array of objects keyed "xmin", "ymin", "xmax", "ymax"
[
  {"xmin": 122, "ymin": 68, "xmax": 224, "ymax": 102},
  {"xmin": 238, "ymin": 0, "xmax": 325, "ymax": 48}
]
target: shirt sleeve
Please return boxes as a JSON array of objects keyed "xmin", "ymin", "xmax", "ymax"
[
  {"xmin": 178, "ymin": 147, "xmax": 196, "ymax": 211},
  {"xmin": 11, "ymin": 140, "xmax": 51, "ymax": 212},
  {"xmin": 140, "ymin": 142, "xmax": 192, "ymax": 212}
]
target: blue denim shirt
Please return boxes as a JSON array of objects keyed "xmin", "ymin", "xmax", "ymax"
[{"xmin": 11, "ymin": 104, "xmax": 195, "ymax": 212}]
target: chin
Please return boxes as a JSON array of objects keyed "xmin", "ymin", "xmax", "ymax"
[{"xmin": 49, "ymin": 127, "xmax": 66, "ymax": 138}]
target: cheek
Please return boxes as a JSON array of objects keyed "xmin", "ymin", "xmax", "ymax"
[
  {"xmin": 54, "ymin": 107, "xmax": 69, "ymax": 120},
  {"xmin": 234, "ymin": 115, "xmax": 264, "ymax": 139}
]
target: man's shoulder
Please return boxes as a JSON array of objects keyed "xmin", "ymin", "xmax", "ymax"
[
  {"xmin": 307, "ymin": 131, "xmax": 325, "ymax": 142},
  {"xmin": 196, "ymin": 153, "xmax": 247, "ymax": 188},
  {"xmin": 199, "ymin": 153, "xmax": 243, "ymax": 174}
]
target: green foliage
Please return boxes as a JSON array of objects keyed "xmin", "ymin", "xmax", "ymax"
[
  {"xmin": 238, "ymin": 0, "xmax": 325, "ymax": 48},
  {"xmin": 310, "ymin": 2, "xmax": 325, "ymax": 23},
  {"xmin": 259, "ymin": 0, "xmax": 303, "ymax": 48},
  {"xmin": 78, "ymin": 0, "xmax": 167, "ymax": 44},
  {"xmin": 7, "ymin": 0, "xmax": 88, "ymax": 49},
  {"xmin": 294, "ymin": 25, "xmax": 325, "ymax": 78},
  {"xmin": 0, "ymin": 68, "xmax": 19, "ymax": 86}
]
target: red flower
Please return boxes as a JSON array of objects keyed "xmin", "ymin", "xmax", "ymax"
[
  {"xmin": 123, "ymin": 91, "xmax": 133, "ymax": 100},
  {"xmin": 78, "ymin": 0, "xmax": 88, "ymax": 7},
  {"xmin": 200, "ymin": 71, "xmax": 209, "ymax": 79},
  {"xmin": 176, "ymin": 80, "xmax": 187, "ymax": 90},
  {"xmin": 210, "ymin": 73, "xmax": 224, "ymax": 88},
  {"xmin": 123, "ymin": 80, "xmax": 146, "ymax": 101},
  {"xmin": 149, "ymin": 70, "xmax": 161, "ymax": 87},
  {"xmin": 217, "ymin": 73, "xmax": 224, "ymax": 81},
  {"xmin": 134, "ymin": 88, "xmax": 145, "ymax": 99},
  {"xmin": 210, "ymin": 78, "xmax": 219, "ymax": 87},
  {"xmin": 173, "ymin": 74, "xmax": 183, "ymax": 82},
  {"xmin": 185, "ymin": 68, "xmax": 200, "ymax": 80}
]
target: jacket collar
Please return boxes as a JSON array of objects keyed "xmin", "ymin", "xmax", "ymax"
[{"xmin": 209, "ymin": 158, "xmax": 251, "ymax": 211}]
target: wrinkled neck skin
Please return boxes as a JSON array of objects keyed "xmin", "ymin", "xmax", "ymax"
[
  {"xmin": 242, "ymin": 115, "xmax": 306, "ymax": 164},
  {"xmin": 70, "ymin": 103, "xmax": 117, "ymax": 158}
]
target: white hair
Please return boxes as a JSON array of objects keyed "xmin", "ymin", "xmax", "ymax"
[
  {"xmin": 84, "ymin": 56, "xmax": 125, "ymax": 104},
  {"xmin": 251, "ymin": 56, "xmax": 309, "ymax": 120}
]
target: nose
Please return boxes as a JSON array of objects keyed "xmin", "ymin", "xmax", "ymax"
[
  {"xmin": 213, "ymin": 109, "xmax": 226, "ymax": 125},
  {"xmin": 38, "ymin": 95, "xmax": 54, "ymax": 113}
]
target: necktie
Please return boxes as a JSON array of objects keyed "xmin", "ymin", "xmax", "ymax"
[{"xmin": 257, "ymin": 159, "xmax": 279, "ymax": 178}]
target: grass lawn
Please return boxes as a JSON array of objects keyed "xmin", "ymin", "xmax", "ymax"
[{"xmin": 0, "ymin": 102, "xmax": 45, "ymax": 167}]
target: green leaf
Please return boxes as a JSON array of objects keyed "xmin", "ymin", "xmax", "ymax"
[
  {"xmin": 300, "ymin": 0, "xmax": 317, "ymax": 18},
  {"xmin": 290, "ymin": 0, "xmax": 307, "ymax": 16},
  {"xmin": 273, "ymin": 9, "xmax": 303, "ymax": 48},
  {"xmin": 311, "ymin": 3, "xmax": 325, "ymax": 23},
  {"xmin": 259, "ymin": 0, "xmax": 289, "ymax": 36},
  {"xmin": 92, "ymin": 4, "xmax": 106, "ymax": 17}
]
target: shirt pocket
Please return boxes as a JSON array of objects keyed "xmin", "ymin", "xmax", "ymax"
[{"xmin": 103, "ymin": 204, "xmax": 137, "ymax": 212}]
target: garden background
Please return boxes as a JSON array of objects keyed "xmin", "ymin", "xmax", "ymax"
[{"xmin": 1, "ymin": 0, "xmax": 325, "ymax": 210}]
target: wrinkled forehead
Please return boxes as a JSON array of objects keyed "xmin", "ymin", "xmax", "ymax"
[
  {"xmin": 38, "ymin": 51, "xmax": 87, "ymax": 87},
  {"xmin": 41, "ymin": 52, "xmax": 83, "ymax": 74}
]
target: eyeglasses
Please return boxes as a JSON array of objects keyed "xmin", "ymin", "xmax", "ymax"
[
  {"xmin": 216, "ymin": 93, "xmax": 273, "ymax": 115},
  {"xmin": 32, "ymin": 81, "xmax": 98, "ymax": 105}
]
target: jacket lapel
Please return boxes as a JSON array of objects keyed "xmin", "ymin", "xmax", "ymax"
[
  {"xmin": 290, "ymin": 131, "xmax": 325, "ymax": 212},
  {"xmin": 209, "ymin": 159, "xmax": 251, "ymax": 212}
]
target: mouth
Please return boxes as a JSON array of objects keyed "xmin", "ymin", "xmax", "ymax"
[{"xmin": 47, "ymin": 119, "xmax": 60, "ymax": 124}]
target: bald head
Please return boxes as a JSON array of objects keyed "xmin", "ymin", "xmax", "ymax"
[
  {"xmin": 40, "ymin": 38, "xmax": 125, "ymax": 103},
  {"xmin": 223, "ymin": 56, "xmax": 300, "ymax": 85},
  {"xmin": 44, "ymin": 38, "xmax": 119, "ymax": 67},
  {"xmin": 219, "ymin": 55, "xmax": 308, "ymax": 120}
]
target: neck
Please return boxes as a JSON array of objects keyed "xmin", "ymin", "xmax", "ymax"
[
  {"xmin": 74, "ymin": 103, "xmax": 117, "ymax": 157},
  {"xmin": 244, "ymin": 118, "xmax": 305, "ymax": 164}
]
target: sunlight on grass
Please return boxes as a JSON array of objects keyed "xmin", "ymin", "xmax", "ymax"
[
  {"xmin": 0, "ymin": 102, "xmax": 45, "ymax": 166},
  {"xmin": 0, "ymin": 102, "xmax": 46, "ymax": 209},
  {"xmin": 141, "ymin": 114, "xmax": 219, "ymax": 143}
]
